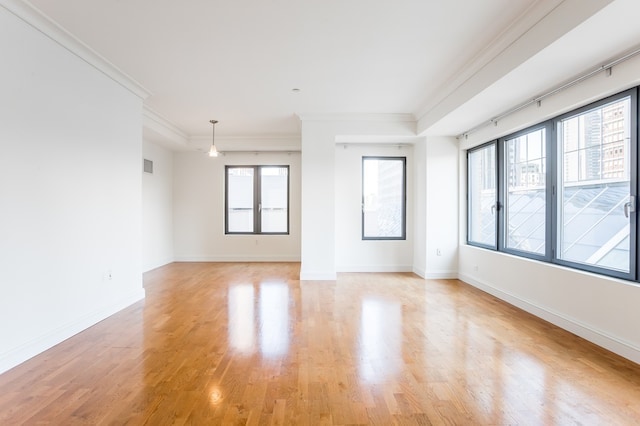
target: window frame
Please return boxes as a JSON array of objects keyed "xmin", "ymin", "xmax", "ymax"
[
  {"xmin": 361, "ymin": 156, "xmax": 407, "ymax": 241},
  {"xmin": 225, "ymin": 165, "xmax": 290, "ymax": 235},
  {"xmin": 467, "ymin": 141, "xmax": 499, "ymax": 250},
  {"xmin": 498, "ymin": 122, "xmax": 553, "ymax": 262},
  {"xmin": 466, "ymin": 87, "xmax": 638, "ymax": 281},
  {"xmin": 552, "ymin": 89, "xmax": 637, "ymax": 280}
]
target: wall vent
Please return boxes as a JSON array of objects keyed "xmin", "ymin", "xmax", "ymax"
[{"xmin": 143, "ymin": 159, "xmax": 153, "ymax": 174}]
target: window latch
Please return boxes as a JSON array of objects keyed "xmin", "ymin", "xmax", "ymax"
[{"xmin": 624, "ymin": 196, "xmax": 635, "ymax": 218}]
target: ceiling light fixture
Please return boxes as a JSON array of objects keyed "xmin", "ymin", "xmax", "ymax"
[{"xmin": 208, "ymin": 119, "xmax": 219, "ymax": 157}]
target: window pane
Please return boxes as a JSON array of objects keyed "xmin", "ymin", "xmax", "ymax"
[
  {"xmin": 558, "ymin": 97, "xmax": 631, "ymax": 272},
  {"xmin": 363, "ymin": 157, "xmax": 405, "ymax": 239},
  {"xmin": 227, "ymin": 167, "xmax": 254, "ymax": 233},
  {"xmin": 468, "ymin": 144, "xmax": 497, "ymax": 247},
  {"xmin": 504, "ymin": 128, "xmax": 546, "ymax": 255},
  {"xmin": 261, "ymin": 167, "xmax": 288, "ymax": 233}
]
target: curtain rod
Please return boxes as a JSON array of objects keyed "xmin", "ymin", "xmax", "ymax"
[{"xmin": 457, "ymin": 46, "xmax": 640, "ymax": 140}]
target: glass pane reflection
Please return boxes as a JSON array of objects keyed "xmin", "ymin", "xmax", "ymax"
[
  {"xmin": 359, "ymin": 298, "xmax": 401, "ymax": 383},
  {"xmin": 259, "ymin": 282, "xmax": 289, "ymax": 357},
  {"xmin": 228, "ymin": 284, "xmax": 255, "ymax": 354}
]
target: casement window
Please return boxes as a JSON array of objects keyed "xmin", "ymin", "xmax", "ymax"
[
  {"xmin": 556, "ymin": 93, "xmax": 636, "ymax": 276},
  {"xmin": 362, "ymin": 156, "xmax": 406, "ymax": 240},
  {"xmin": 501, "ymin": 125, "xmax": 550, "ymax": 259},
  {"xmin": 467, "ymin": 88, "xmax": 637, "ymax": 280},
  {"xmin": 225, "ymin": 166, "xmax": 289, "ymax": 234},
  {"xmin": 467, "ymin": 142, "xmax": 498, "ymax": 249}
]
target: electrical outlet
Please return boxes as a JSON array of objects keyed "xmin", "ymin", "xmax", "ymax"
[{"xmin": 473, "ymin": 265, "xmax": 479, "ymax": 272}]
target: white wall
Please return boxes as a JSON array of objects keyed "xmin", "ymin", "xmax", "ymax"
[
  {"xmin": 424, "ymin": 137, "xmax": 459, "ymax": 278},
  {"xmin": 142, "ymin": 140, "xmax": 174, "ymax": 271},
  {"xmin": 335, "ymin": 144, "xmax": 414, "ymax": 272},
  {"xmin": 0, "ymin": 7, "xmax": 145, "ymax": 373},
  {"xmin": 299, "ymin": 114, "xmax": 417, "ymax": 280},
  {"xmin": 457, "ymin": 51, "xmax": 640, "ymax": 363},
  {"xmin": 173, "ymin": 151, "xmax": 301, "ymax": 261},
  {"xmin": 300, "ymin": 121, "xmax": 337, "ymax": 279}
]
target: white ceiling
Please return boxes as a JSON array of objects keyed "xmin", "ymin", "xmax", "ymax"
[{"xmin": 22, "ymin": 0, "xmax": 640, "ymax": 146}]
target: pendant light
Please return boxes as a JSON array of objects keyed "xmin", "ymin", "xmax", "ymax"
[{"xmin": 208, "ymin": 119, "xmax": 219, "ymax": 157}]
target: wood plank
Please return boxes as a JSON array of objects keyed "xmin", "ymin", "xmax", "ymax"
[{"xmin": 0, "ymin": 262, "xmax": 639, "ymax": 424}]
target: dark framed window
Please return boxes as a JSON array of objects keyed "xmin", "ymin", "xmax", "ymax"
[
  {"xmin": 500, "ymin": 123, "xmax": 552, "ymax": 260},
  {"xmin": 466, "ymin": 88, "xmax": 638, "ymax": 281},
  {"xmin": 362, "ymin": 156, "xmax": 406, "ymax": 240},
  {"xmin": 555, "ymin": 91, "xmax": 636, "ymax": 278},
  {"xmin": 225, "ymin": 165, "xmax": 289, "ymax": 235},
  {"xmin": 467, "ymin": 142, "xmax": 498, "ymax": 249}
]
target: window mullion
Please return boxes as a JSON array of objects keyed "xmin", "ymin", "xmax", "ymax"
[{"xmin": 254, "ymin": 166, "xmax": 261, "ymax": 234}]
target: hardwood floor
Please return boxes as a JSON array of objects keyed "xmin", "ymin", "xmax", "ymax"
[{"xmin": 1, "ymin": 262, "xmax": 640, "ymax": 424}]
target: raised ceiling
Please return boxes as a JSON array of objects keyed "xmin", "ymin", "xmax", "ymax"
[{"xmin": 20, "ymin": 0, "xmax": 640, "ymax": 146}]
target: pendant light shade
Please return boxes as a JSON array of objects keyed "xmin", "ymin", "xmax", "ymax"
[{"xmin": 209, "ymin": 119, "xmax": 219, "ymax": 157}]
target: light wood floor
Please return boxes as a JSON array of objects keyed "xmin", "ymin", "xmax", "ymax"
[{"xmin": 1, "ymin": 263, "xmax": 640, "ymax": 425}]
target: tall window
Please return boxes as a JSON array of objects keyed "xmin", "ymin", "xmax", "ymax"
[
  {"xmin": 362, "ymin": 157, "xmax": 406, "ymax": 240},
  {"xmin": 226, "ymin": 166, "xmax": 289, "ymax": 234},
  {"xmin": 468, "ymin": 143, "xmax": 497, "ymax": 248},
  {"xmin": 503, "ymin": 127, "xmax": 548, "ymax": 256},
  {"xmin": 557, "ymin": 96, "xmax": 633, "ymax": 273},
  {"xmin": 466, "ymin": 88, "xmax": 637, "ymax": 280}
]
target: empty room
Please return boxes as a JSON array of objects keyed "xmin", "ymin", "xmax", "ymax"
[{"xmin": 2, "ymin": 0, "xmax": 640, "ymax": 424}]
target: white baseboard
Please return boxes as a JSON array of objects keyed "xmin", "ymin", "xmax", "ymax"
[
  {"xmin": 459, "ymin": 272, "xmax": 640, "ymax": 365},
  {"xmin": 0, "ymin": 289, "xmax": 145, "ymax": 375},
  {"xmin": 143, "ymin": 256, "xmax": 174, "ymax": 272},
  {"xmin": 174, "ymin": 255, "xmax": 301, "ymax": 262},
  {"xmin": 336, "ymin": 264, "xmax": 413, "ymax": 273},
  {"xmin": 424, "ymin": 270, "xmax": 458, "ymax": 279}
]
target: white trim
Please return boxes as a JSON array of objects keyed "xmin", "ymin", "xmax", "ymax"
[
  {"xmin": 143, "ymin": 106, "xmax": 189, "ymax": 145},
  {"xmin": 143, "ymin": 257, "xmax": 175, "ymax": 273},
  {"xmin": 459, "ymin": 272, "xmax": 640, "ymax": 365},
  {"xmin": 424, "ymin": 270, "xmax": 459, "ymax": 280},
  {"xmin": 0, "ymin": 289, "xmax": 145, "ymax": 375},
  {"xmin": 0, "ymin": 0, "xmax": 150, "ymax": 100},
  {"xmin": 414, "ymin": 0, "xmax": 565, "ymax": 122},
  {"xmin": 336, "ymin": 264, "xmax": 413, "ymax": 273},
  {"xmin": 174, "ymin": 255, "xmax": 301, "ymax": 262},
  {"xmin": 297, "ymin": 113, "xmax": 415, "ymax": 123}
]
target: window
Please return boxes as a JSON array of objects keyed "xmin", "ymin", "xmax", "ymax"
[
  {"xmin": 467, "ymin": 143, "xmax": 497, "ymax": 248},
  {"xmin": 557, "ymin": 95, "xmax": 634, "ymax": 274},
  {"xmin": 502, "ymin": 126, "xmax": 549, "ymax": 257},
  {"xmin": 466, "ymin": 88, "xmax": 637, "ymax": 280},
  {"xmin": 362, "ymin": 157, "xmax": 406, "ymax": 240},
  {"xmin": 225, "ymin": 166, "xmax": 289, "ymax": 234}
]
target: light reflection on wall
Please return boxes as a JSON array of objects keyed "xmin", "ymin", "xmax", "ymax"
[
  {"xmin": 359, "ymin": 297, "xmax": 402, "ymax": 383},
  {"xmin": 259, "ymin": 282, "xmax": 290, "ymax": 357},
  {"xmin": 228, "ymin": 284, "xmax": 255, "ymax": 354}
]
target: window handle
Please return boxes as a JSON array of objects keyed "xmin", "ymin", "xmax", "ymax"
[
  {"xmin": 259, "ymin": 203, "xmax": 262, "ymax": 213},
  {"xmin": 490, "ymin": 202, "xmax": 499, "ymax": 215},
  {"xmin": 624, "ymin": 196, "xmax": 635, "ymax": 218}
]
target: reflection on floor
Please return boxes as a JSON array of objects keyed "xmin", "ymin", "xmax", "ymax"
[{"xmin": 1, "ymin": 262, "xmax": 639, "ymax": 424}]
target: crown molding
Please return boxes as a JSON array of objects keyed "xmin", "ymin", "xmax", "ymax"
[
  {"xmin": 143, "ymin": 106, "xmax": 189, "ymax": 149},
  {"xmin": 188, "ymin": 133, "xmax": 301, "ymax": 152},
  {"xmin": 0, "ymin": 0, "xmax": 151, "ymax": 100},
  {"xmin": 296, "ymin": 113, "xmax": 415, "ymax": 123},
  {"xmin": 413, "ymin": 0, "xmax": 566, "ymax": 122}
]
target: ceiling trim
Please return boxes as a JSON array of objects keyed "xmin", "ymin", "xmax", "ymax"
[
  {"xmin": 296, "ymin": 113, "xmax": 415, "ymax": 123},
  {"xmin": 188, "ymin": 134, "xmax": 301, "ymax": 153},
  {"xmin": 415, "ymin": 0, "xmax": 614, "ymax": 135},
  {"xmin": 0, "ymin": 0, "xmax": 151, "ymax": 100},
  {"xmin": 413, "ymin": 0, "xmax": 564, "ymax": 121},
  {"xmin": 143, "ymin": 106, "xmax": 189, "ymax": 146}
]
